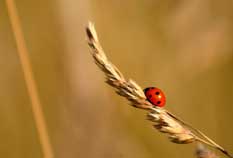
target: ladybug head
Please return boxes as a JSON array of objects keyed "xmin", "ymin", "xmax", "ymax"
[{"xmin": 143, "ymin": 87, "xmax": 152, "ymax": 93}]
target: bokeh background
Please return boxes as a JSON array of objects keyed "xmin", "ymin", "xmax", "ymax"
[{"xmin": 1, "ymin": 0, "xmax": 233, "ymax": 158}]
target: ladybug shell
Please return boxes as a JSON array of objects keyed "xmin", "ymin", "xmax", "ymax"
[{"xmin": 144, "ymin": 87, "xmax": 166, "ymax": 107}]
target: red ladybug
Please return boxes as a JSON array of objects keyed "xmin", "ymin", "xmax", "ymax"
[{"xmin": 144, "ymin": 87, "xmax": 166, "ymax": 107}]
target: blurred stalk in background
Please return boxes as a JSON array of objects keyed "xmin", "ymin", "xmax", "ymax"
[{"xmin": 6, "ymin": 0, "xmax": 54, "ymax": 157}]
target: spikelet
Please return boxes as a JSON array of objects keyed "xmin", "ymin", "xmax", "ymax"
[
  {"xmin": 148, "ymin": 108, "xmax": 195, "ymax": 144},
  {"xmin": 86, "ymin": 22, "xmax": 232, "ymax": 158},
  {"xmin": 86, "ymin": 23, "xmax": 152, "ymax": 110}
]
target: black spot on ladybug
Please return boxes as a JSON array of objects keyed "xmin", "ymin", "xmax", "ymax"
[
  {"xmin": 157, "ymin": 101, "xmax": 161, "ymax": 104},
  {"xmin": 155, "ymin": 91, "xmax": 160, "ymax": 95},
  {"xmin": 151, "ymin": 87, "xmax": 155, "ymax": 89}
]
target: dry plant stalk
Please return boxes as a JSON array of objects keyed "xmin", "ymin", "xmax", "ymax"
[
  {"xmin": 6, "ymin": 0, "xmax": 54, "ymax": 158},
  {"xmin": 86, "ymin": 22, "xmax": 232, "ymax": 158}
]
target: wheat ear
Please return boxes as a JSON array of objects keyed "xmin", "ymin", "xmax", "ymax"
[{"xmin": 86, "ymin": 22, "xmax": 232, "ymax": 158}]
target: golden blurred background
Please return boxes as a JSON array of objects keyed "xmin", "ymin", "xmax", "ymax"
[{"xmin": 1, "ymin": 0, "xmax": 233, "ymax": 158}]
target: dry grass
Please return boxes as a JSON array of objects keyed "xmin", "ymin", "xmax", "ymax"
[
  {"xmin": 86, "ymin": 22, "xmax": 232, "ymax": 158},
  {"xmin": 6, "ymin": 0, "xmax": 53, "ymax": 157}
]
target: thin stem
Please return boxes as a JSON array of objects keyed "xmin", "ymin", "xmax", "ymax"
[
  {"xmin": 167, "ymin": 111, "xmax": 232, "ymax": 158},
  {"xmin": 196, "ymin": 137, "xmax": 233, "ymax": 158},
  {"xmin": 5, "ymin": 0, "xmax": 54, "ymax": 158},
  {"xmin": 195, "ymin": 137, "xmax": 219, "ymax": 149}
]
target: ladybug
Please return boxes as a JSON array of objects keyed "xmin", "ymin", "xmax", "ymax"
[{"xmin": 144, "ymin": 87, "xmax": 166, "ymax": 107}]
